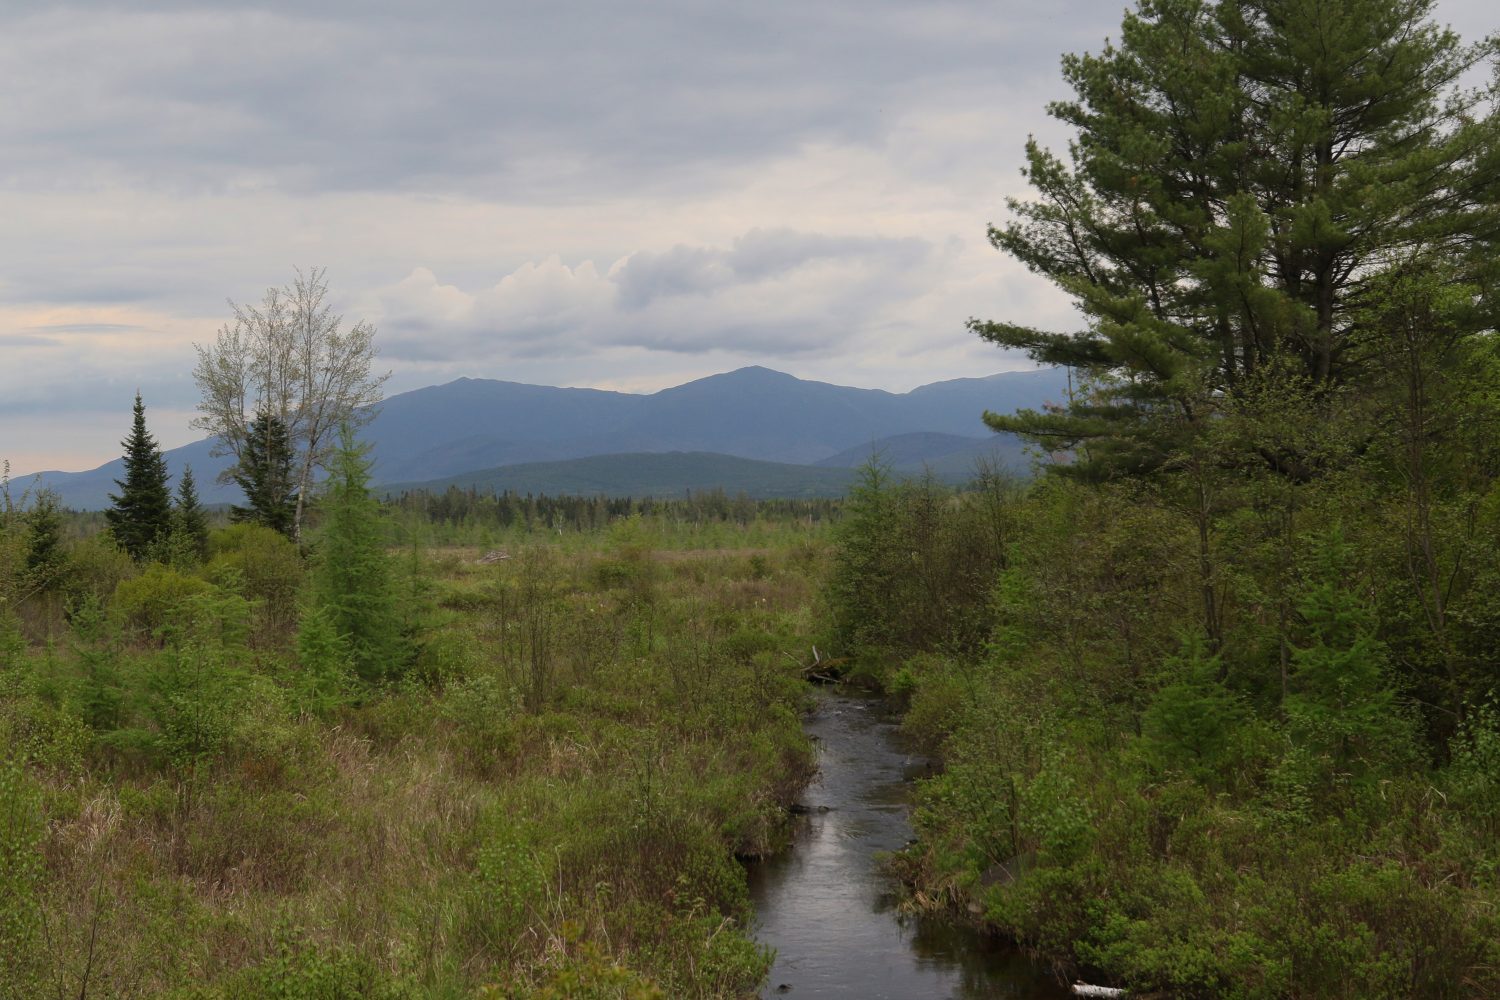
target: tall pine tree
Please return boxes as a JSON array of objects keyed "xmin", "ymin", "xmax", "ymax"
[
  {"xmin": 105, "ymin": 393, "xmax": 173, "ymax": 560},
  {"xmin": 230, "ymin": 411, "xmax": 296, "ymax": 538},
  {"xmin": 974, "ymin": 0, "xmax": 1499, "ymax": 478}
]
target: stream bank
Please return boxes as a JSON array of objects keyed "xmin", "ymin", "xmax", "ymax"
[{"xmin": 745, "ymin": 688, "xmax": 1070, "ymax": 999}]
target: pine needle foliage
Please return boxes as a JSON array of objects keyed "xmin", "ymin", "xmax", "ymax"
[
  {"xmin": 310, "ymin": 425, "xmax": 406, "ymax": 683},
  {"xmin": 230, "ymin": 411, "xmax": 297, "ymax": 539},
  {"xmin": 974, "ymin": 0, "xmax": 1500, "ymax": 478},
  {"xmin": 172, "ymin": 465, "xmax": 210, "ymax": 563},
  {"xmin": 23, "ymin": 489, "xmax": 64, "ymax": 591},
  {"xmin": 105, "ymin": 392, "xmax": 173, "ymax": 560}
]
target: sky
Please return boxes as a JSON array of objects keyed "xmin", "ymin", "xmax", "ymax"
[{"xmin": 2, "ymin": 1, "xmax": 1494, "ymax": 475}]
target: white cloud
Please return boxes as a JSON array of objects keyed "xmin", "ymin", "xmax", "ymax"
[{"xmin": 371, "ymin": 227, "xmax": 942, "ymax": 364}]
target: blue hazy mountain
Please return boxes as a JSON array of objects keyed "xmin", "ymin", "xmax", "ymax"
[
  {"xmin": 813, "ymin": 431, "xmax": 1030, "ymax": 474},
  {"xmin": 23, "ymin": 366, "xmax": 1066, "ymax": 508}
]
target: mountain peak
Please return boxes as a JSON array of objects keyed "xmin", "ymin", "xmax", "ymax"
[
  {"xmin": 651, "ymin": 365, "xmax": 801, "ymax": 398},
  {"xmin": 711, "ymin": 365, "xmax": 798, "ymax": 383},
  {"xmin": 29, "ymin": 365, "xmax": 1070, "ymax": 508}
]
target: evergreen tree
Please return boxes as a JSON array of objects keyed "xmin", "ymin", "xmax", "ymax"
[
  {"xmin": 311, "ymin": 425, "xmax": 405, "ymax": 683},
  {"xmin": 23, "ymin": 489, "xmax": 64, "ymax": 590},
  {"xmin": 1285, "ymin": 530, "xmax": 1416, "ymax": 777},
  {"xmin": 105, "ymin": 393, "xmax": 173, "ymax": 560},
  {"xmin": 231, "ymin": 411, "xmax": 296, "ymax": 538},
  {"xmin": 172, "ymin": 465, "xmax": 210, "ymax": 563},
  {"xmin": 1142, "ymin": 634, "xmax": 1244, "ymax": 779},
  {"xmin": 295, "ymin": 604, "xmax": 354, "ymax": 714},
  {"xmin": 974, "ymin": 0, "xmax": 1499, "ymax": 478}
]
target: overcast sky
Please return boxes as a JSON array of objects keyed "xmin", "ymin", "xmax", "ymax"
[{"xmin": 3, "ymin": 0, "xmax": 1493, "ymax": 475}]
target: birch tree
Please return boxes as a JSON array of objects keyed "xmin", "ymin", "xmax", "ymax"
[{"xmin": 192, "ymin": 268, "xmax": 389, "ymax": 541}]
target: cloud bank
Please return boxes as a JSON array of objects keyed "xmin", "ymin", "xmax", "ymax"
[{"xmin": 1, "ymin": 0, "xmax": 1491, "ymax": 473}]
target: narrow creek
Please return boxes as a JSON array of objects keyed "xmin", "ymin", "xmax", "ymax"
[{"xmin": 745, "ymin": 688, "xmax": 1071, "ymax": 999}]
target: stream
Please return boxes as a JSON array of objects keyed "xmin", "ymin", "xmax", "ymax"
[{"xmin": 745, "ymin": 689, "xmax": 1071, "ymax": 999}]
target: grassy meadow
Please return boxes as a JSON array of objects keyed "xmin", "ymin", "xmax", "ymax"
[{"xmin": 1, "ymin": 500, "xmax": 832, "ymax": 999}]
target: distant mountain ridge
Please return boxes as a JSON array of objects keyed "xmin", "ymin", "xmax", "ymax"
[
  {"xmin": 814, "ymin": 431, "xmax": 1028, "ymax": 473},
  {"xmin": 25, "ymin": 366, "xmax": 1067, "ymax": 508}
]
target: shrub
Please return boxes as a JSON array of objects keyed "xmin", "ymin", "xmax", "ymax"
[
  {"xmin": 236, "ymin": 926, "xmax": 409, "ymax": 1000},
  {"xmin": 826, "ymin": 464, "xmax": 1013, "ymax": 660},
  {"xmin": 112, "ymin": 563, "xmax": 210, "ymax": 636},
  {"xmin": 1445, "ymin": 701, "xmax": 1500, "ymax": 838},
  {"xmin": 442, "ymin": 672, "xmax": 519, "ymax": 777},
  {"xmin": 62, "ymin": 531, "xmax": 138, "ymax": 608},
  {"xmin": 1141, "ymin": 635, "xmax": 1246, "ymax": 782},
  {"xmin": 208, "ymin": 523, "xmax": 305, "ymax": 638}
]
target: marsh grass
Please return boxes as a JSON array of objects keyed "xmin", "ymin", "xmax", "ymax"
[{"xmin": 2, "ymin": 514, "xmax": 825, "ymax": 998}]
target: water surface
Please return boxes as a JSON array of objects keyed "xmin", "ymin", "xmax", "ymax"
[{"xmin": 746, "ymin": 689, "xmax": 1070, "ymax": 999}]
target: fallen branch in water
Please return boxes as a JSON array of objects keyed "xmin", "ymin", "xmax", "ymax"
[{"xmin": 783, "ymin": 645, "xmax": 846, "ymax": 684}]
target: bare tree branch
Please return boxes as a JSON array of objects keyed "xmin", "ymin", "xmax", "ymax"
[{"xmin": 190, "ymin": 268, "xmax": 390, "ymax": 541}]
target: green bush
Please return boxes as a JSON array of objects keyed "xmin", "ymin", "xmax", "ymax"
[
  {"xmin": 309, "ymin": 430, "xmax": 407, "ymax": 683},
  {"xmin": 1141, "ymin": 636, "xmax": 1246, "ymax": 782},
  {"xmin": 208, "ymin": 523, "xmax": 305, "ymax": 638},
  {"xmin": 113, "ymin": 563, "xmax": 210, "ymax": 635},
  {"xmin": 442, "ymin": 672, "xmax": 520, "ymax": 776},
  {"xmin": 236, "ymin": 927, "xmax": 409, "ymax": 1000},
  {"xmin": 826, "ymin": 464, "xmax": 1015, "ymax": 660},
  {"xmin": 1444, "ymin": 701, "xmax": 1500, "ymax": 856},
  {"xmin": 62, "ymin": 533, "xmax": 137, "ymax": 608},
  {"xmin": 463, "ymin": 820, "xmax": 549, "ymax": 963},
  {"xmin": 504, "ymin": 933, "xmax": 664, "ymax": 1000}
]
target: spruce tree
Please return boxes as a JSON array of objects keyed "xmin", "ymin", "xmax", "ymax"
[
  {"xmin": 312, "ymin": 424, "xmax": 404, "ymax": 683},
  {"xmin": 172, "ymin": 465, "xmax": 210, "ymax": 563},
  {"xmin": 23, "ymin": 490, "xmax": 64, "ymax": 591},
  {"xmin": 230, "ymin": 411, "xmax": 296, "ymax": 538},
  {"xmin": 105, "ymin": 393, "xmax": 173, "ymax": 560},
  {"xmin": 974, "ymin": 0, "xmax": 1499, "ymax": 478},
  {"xmin": 1285, "ymin": 530, "xmax": 1415, "ymax": 777}
]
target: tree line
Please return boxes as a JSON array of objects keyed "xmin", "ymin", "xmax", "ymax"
[{"xmin": 384, "ymin": 485, "xmax": 841, "ymax": 534}]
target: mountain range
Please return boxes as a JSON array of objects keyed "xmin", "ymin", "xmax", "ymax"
[{"xmin": 23, "ymin": 366, "xmax": 1067, "ymax": 508}]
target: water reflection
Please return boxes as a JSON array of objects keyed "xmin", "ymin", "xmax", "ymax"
[{"xmin": 744, "ymin": 691, "xmax": 1069, "ymax": 999}]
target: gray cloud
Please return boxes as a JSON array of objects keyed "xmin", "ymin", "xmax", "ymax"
[
  {"xmin": 614, "ymin": 247, "xmax": 728, "ymax": 310},
  {"xmin": 613, "ymin": 229, "xmax": 930, "ymax": 310},
  {"xmin": 24, "ymin": 323, "xmax": 142, "ymax": 335},
  {"xmin": 2, "ymin": 0, "xmax": 1490, "ymax": 473},
  {"xmin": 374, "ymin": 229, "xmax": 940, "ymax": 363},
  {"xmin": 0, "ymin": 1, "xmax": 1115, "ymax": 198},
  {"xmin": 0, "ymin": 354, "xmax": 198, "ymax": 418}
]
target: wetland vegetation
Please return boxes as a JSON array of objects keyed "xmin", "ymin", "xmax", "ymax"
[{"xmin": 1, "ymin": 474, "xmax": 833, "ymax": 999}]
